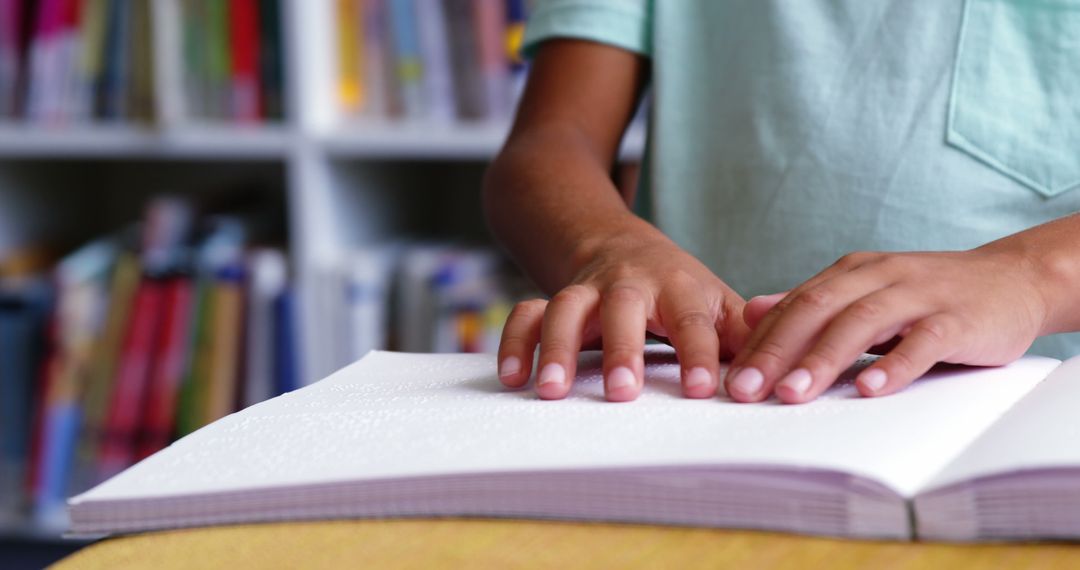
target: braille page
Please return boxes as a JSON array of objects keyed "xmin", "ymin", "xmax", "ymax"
[
  {"xmin": 920, "ymin": 355, "xmax": 1080, "ymax": 492},
  {"xmin": 71, "ymin": 347, "xmax": 1058, "ymax": 508}
]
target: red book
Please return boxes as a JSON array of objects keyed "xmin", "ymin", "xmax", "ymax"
[
  {"xmin": 135, "ymin": 277, "xmax": 194, "ymax": 460},
  {"xmin": 228, "ymin": 0, "xmax": 261, "ymax": 121},
  {"xmin": 97, "ymin": 279, "xmax": 166, "ymax": 479}
]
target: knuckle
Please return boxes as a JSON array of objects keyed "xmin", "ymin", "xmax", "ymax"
[
  {"xmin": 508, "ymin": 299, "xmax": 547, "ymax": 320},
  {"xmin": 604, "ymin": 282, "xmax": 646, "ymax": 305},
  {"xmin": 886, "ymin": 348, "xmax": 918, "ymax": 372},
  {"xmin": 913, "ymin": 318, "xmax": 951, "ymax": 344},
  {"xmin": 551, "ymin": 285, "xmax": 592, "ymax": 307},
  {"xmin": 672, "ymin": 310, "xmax": 714, "ymax": 333},
  {"xmin": 538, "ymin": 339, "xmax": 575, "ymax": 357},
  {"xmin": 835, "ymin": 251, "xmax": 869, "ymax": 269},
  {"xmin": 846, "ymin": 300, "xmax": 884, "ymax": 322},
  {"xmin": 665, "ymin": 269, "xmax": 699, "ymax": 290},
  {"xmin": 794, "ymin": 288, "xmax": 833, "ymax": 311},
  {"xmin": 803, "ymin": 341, "xmax": 842, "ymax": 370},
  {"xmin": 750, "ymin": 339, "xmax": 787, "ymax": 365},
  {"xmin": 602, "ymin": 338, "xmax": 642, "ymax": 358},
  {"xmin": 606, "ymin": 263, "xmax": 638, "ymax": 283}
]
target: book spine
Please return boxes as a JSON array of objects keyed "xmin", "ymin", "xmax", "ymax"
[
  {"xmin": 337, "ymin": 0, "xmax": 363, "ymax": 115},
  {"xmin": 386, "ymin": 0, "xmax": 424, "ymax": 119},
  {"xmin": 414, "ymin": 0, "xmax": 454, "ymax": 122},
  {"xmin": 360, "ymin": 0, "xmax": 390, "ymax": 118},
  {"xmin": 273, "ymin": 286, "xmax": 300, "ymax": 393},
  {"xmin": 135, "ymin": 277, "xmax": 194, "ymax": 461},
  {"xmin": 151, "ymin": 0, "xmax": 185, "ymax": 127},
  {"xmin": 228, "ymin": 0, "xmax": 260, "ymax": 122},
  {"xmin": 204, "ymin": 266, "xmax": 245, "ymax": 423},
  {"xmin": 97, "ymin": 278, "xmax": 165, "ymax": 479},
  {"xmin": 73, "ymin": 252, "xmax": 139, "ymax": 489},
  {"xmin": 244, "ymin": 249, "xmax": 286, "ymax": 407},
  {"xmin": 97, "ymin": 0, "xmax": 131, "ymax": 120},
  {"xmin": 258, "ymin": 0, "xmax": 283, "ymax": 120},
  {"xmin": 472, "ymin": 0, "xmax": 509, "ymax": 120}
]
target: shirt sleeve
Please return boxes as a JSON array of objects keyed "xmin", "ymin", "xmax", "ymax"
[{"xmin": 522, "ymin": 0, "xmax": 652, "ymax": 58}]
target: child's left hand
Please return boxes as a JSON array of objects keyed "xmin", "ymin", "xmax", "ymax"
[{"xmin": 723, "ymin": 240, "xmax": 1059, "ymax": 404}]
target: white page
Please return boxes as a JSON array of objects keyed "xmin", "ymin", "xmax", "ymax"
[
  {"xmin": 921, "ymin": 355, "xmax": 1080, "ymax": 492},
  {"xmin": 71, "ymin": 347, "xmax": 1058, "ymax": 507}
]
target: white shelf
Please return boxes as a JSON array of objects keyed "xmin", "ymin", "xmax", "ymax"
[
  {"xmin": 0, "ymin": 124, "xmax": 293, "ymax": 160},
  {"xmin": 323, "ymin": 121, "xmax": 646, "ymax": 161}
]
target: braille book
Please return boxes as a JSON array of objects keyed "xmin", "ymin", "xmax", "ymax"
[{"xmin": 69, "ymin": 346, "xmax": 1080, "ymax": 541}]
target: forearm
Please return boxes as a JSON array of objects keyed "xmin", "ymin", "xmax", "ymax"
[
  {"xmin": 483, "ymin": 124, "xmax": 663, "ymax": 294},
  {"xmin": 482, "ymin": 39, "xmax": 654, "ymax": 294}
]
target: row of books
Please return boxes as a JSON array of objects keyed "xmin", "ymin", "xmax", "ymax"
[
  {"xmin": 0, "ymin": 198, "xmax": 300, "ymax": 528},
  {"xmin": 336, "ymin": 0, "xmax": 529, "ymax": 123},
  {"xmin": 0, "ymin": 0, "xmax": 285, "ymax": 126},
  {"xmin": 311, "ymin": 245, "xmax": 532, "ymax": 380}
]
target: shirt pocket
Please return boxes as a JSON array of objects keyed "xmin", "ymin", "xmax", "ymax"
[{"xmin": 948, "ymin": 0, "xmax": 1080, "ymax": 197}]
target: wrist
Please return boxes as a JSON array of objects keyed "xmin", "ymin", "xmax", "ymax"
[
  {"xmin": 568, "ymin": 215, "xmax": 669, "ymax": 276},
  {"xmin": 979, "ymin": 232, "xmax": 1080, "ymax": 336}
]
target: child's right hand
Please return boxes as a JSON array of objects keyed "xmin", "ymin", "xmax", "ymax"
[{"xmin": 496, "ymin": 229, "xmax": 750, "ymax": 402}]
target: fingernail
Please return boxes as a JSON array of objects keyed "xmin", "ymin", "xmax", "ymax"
[
  {"xmin": 685, "ymin": 367, "xmax": 712, "ymax": 389},
  {"xmin": 778, "ymin": 368, "xmax": 813, "ymax": 396},
  {"xmin": 499, "ymin": 356, "xmax": 521, "ymax": 378},
  {"xmin": 730, "ymin": 367, "xmax": 764, "ymax": 395},
  {"xmin": 858, "ymin": 368, "xmax": 888, "ymax": 393},
  {"xmin": 606, "ymin": 366, "xmax": 637, "ymax": 391},
  {"xmin": 538, "ymin": 363, "xmax": 566, "ymax": 387}
]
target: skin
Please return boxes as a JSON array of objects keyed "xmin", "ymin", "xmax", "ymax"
[{"xmin": 484, "ymin": 40, "xmax": 1080, "ymax": 404}]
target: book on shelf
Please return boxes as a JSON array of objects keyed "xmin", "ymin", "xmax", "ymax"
[
  {"xmin": 309, "ymin": 243, "xmax": 527, "ymax": 381},
  {"xmin": 69, "ymin": 346, "xmax": 1080, "ymax": 542},
  {"xmin": 335, "ymin": 0, "xmax": 528, "ymax": 123},
  {"xmin": 0, "ymin": 0, "xmax": 286, "ymax": 127},
  {"xmin": 0, "ymin": 195, "xmax": 300, "ymax": 529}
]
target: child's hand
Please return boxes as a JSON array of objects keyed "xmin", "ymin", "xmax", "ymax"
[
  {"xmin": 497, "ymin": 232, "xmax": 750, "ymax": 402},
  {"xmin": 725, "ymin": 245, "xmax": 1050, "ymax": 404}
]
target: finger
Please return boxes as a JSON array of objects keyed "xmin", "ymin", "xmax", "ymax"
[
  {"xmin": 657, "ymin": 279, "xmax": 720, "ymax": 399},
  {"xmin": 718, "ymin": 292, "xmax": 752, "ymax": 358},
  {"xmin": 734, "ymin": 253, "xmax": 879, "ymax": 361},
  {"xmin": 599, "ymin": 282, "xmax": 650, "ymax": 402},
  {"xmin": 536, "ymin": 285, "xmax": 600, "ymax": 400},
  {"xmin": 773, "ymin": 290, "xmax": 925, "ymax": 404},
  {"xmin": 743, "ymin": 292, "xmax": 787, "ymax": 330},
  {"xmin": 497, "ymin": 299, "xmax": 548, "ymax": 388},
  {"xmin": 725, "ymin": 271, "xmax": 887, "ymax": 403},
  {"xmin": 855, "ymin": 315, "xmax": 961, "ymax": 398}
]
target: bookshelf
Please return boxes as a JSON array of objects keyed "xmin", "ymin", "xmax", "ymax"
[{"xmin": 0, "ymin": 0, "xmax": 644, "ymax": 554}]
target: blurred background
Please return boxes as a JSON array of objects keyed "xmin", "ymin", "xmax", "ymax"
[{"xmin": 0, "ymin": 0, "xmax": 644, "ymax": 564}]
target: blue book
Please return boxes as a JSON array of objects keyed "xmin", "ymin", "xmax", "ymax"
[
  {"xmin": 387, "ymin": 0, "xmax": 425, "ymax": 118},
  {"xmin": 0, "ymin": 284, "xmax": 52, "ymax": 519},
  {"xmin": 273, "ymin": 288, "xmax": 300, "ymax": 395}
]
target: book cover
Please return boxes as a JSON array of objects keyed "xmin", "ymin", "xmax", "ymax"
[{"xmin": 204, "ymin": 264, "xmax": 244, "ymax": 423}]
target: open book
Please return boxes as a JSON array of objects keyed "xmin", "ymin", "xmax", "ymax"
[{"xmin": 69, "ymin": 346, "xmax": 1080, "ymax": 541}]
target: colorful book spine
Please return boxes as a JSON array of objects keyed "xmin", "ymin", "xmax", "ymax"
[
  {"xmin": 337, "ymin": 0, "xmax": 363, "ymax": 114},
  {"xmin": 387, "ymin": 0, "xmax": 424, "ymax": 118},
  {"xmin": 228, "ymin": 0, "xmax": 260, "ymax": 122},
  {"xmin": 97, "ymin": 277, "xmax": 166, "ymax": 479},
  {"xmin": 136, "ymin": 276, "xmax": 194, "ymax": 461},
  {"xmin": 204, "ymin": 265, "xmax": 245, "ymax": 424}
]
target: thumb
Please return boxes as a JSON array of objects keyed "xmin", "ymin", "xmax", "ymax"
[{"xmin": 743, "ymin": 291, "xmax": 788, "ymax": 330}]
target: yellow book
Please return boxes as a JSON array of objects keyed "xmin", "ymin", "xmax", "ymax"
[
  {"xmin": 204, "ymin": 278, "xmax": 244, "ymax": 424},
  {"xmin": 337, "ymin": 0, "xmax": 364, "ymax": 114}
]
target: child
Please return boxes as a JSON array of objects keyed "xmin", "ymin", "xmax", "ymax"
[{"xmin": 483, "ymin": 1, "xmax": 1080, "ymax": 404}]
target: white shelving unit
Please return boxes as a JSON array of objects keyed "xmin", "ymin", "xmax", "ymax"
[{"xmin": 0, "ymin": 0, "xmax": 644, "ymax": 547}]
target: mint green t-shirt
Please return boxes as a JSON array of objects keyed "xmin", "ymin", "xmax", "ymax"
[{"xmin": 523, "ymin": 0, "xmax": 1080, "ymax": 358}]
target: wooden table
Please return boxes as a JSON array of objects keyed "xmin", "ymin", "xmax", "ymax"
[{"xmin": 55, "ymin": 519, "xmax": 1080, "ymax": 569}]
